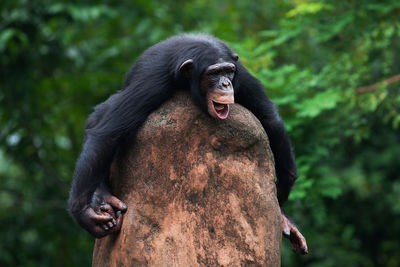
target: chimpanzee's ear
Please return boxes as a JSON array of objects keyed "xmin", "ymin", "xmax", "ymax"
[{"xmin": 179, "ymin": 59, "xmax": 194, "ymax": 79}]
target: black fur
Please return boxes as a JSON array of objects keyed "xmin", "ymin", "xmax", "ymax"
[{"xmin": 68, "ymin": 33, "xmax": 297, "ymax": 224}]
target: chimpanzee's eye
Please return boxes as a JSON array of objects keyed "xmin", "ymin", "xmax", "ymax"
[
  {"xmin": 227, "ymin": 72, "xmax": 235, "ymax": 80},
  {"xmin": 206, "ymin": 69, "xmax": 220, "ymax": 76}
]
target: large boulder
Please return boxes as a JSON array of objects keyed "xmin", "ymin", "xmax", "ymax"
[{"xmin": 92, "ymin": 91, "xmax": 281, "ymax": 266}]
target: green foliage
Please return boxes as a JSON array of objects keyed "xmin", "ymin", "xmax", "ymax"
[{"xmin": 1, "ymin": 0, "xmax": 399, "ymax": 266}]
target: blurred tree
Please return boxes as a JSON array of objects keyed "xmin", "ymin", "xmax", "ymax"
[{"xmin": 0, "ymin": 0, "xmax": 399, "ymax": 266}]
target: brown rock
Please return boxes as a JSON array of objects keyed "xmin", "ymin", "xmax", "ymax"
[{"xmin": 92, "ymin": 91, "xmax": 281, "ymax": 267}]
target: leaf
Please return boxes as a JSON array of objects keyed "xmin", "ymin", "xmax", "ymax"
[
  {"xmin": 289, "ymin": 175, "xmax": 314, "ymax": 200},
  {"xmin": 286, "ymin": 3, "xmax": 333, "ymax": 18},
  {"xmin": 315, "ymin": 13, "xmax": 354, "ymax": 42},
  {"xmin": 297, "ymin": 89, "xmax": 342, "ymax": 118},
  {"xmin": 0, "ymin": 28, "xmax": 28, "ymax": 51}
]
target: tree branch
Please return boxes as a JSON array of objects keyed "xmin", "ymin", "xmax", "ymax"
[{"xmin": 355, "ymin": 74, "xmax": 400, "ymax": 93}]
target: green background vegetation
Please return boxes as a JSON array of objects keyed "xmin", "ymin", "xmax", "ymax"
[{"xmin": 1, "ymin": 0, "xmax": 400, "ymax": 266}]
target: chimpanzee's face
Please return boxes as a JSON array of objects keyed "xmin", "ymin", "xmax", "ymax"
[
  {"xmin": 200, "ymin": 62, "xmax": 235, "ymax": 120},
  {"xmin": 179, "ymin": 58, "xmax": 237, "ymax": 120}
]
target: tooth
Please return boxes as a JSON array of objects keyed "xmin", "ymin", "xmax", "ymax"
[{"xmin": 215, "ymin": 105, "xmax": 224, "ymax": 111}]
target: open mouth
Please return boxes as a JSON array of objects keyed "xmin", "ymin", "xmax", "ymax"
[{"xmin": 212, "ymin": 101, "xmax": 230, "ymax": 119}]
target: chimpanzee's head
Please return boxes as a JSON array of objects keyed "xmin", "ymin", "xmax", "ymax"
[{"xmin": 179, "ymin": 53, "xmax": 239, "ymax": 120}]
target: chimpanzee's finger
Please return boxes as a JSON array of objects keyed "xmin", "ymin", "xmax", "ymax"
[
  {"xmin": 281, "ymin": 215, "xmax": 291, "ymax": 237},
  {"xmin": 87, "ymin": 208, "xmax": 113, "ymax": 222},
  {"xmin": 113, "ymin": 211, "xmax": 123, "ymax": 232},
  {"xmin": 100, "ymin": 203, "xmax": 116, "ymax": 218},
  {"xmin": 106, "ymin": 195, "xmax": 127, "ymax": 213},
  {"xmin": 290, "ymin": 226, "xmax": 308, "ymax": 254}
]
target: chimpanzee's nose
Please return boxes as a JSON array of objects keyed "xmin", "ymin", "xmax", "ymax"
[{"xmin": 222, "ymin": 81, "xmax": 230, "ymax": 87}]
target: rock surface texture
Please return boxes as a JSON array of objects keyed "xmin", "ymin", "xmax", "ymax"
[{"xmin": 92, "ymin": 91, "xmax": 281, "ymax": 267}]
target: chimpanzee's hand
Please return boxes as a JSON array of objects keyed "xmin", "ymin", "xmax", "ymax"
[
  {"xmin": 77, "ymin": 184, "xmax": 127, "ymax": 238},
  {"xmin": 281, "ymin": 211, "xmax": 308, "ymax": 255}
]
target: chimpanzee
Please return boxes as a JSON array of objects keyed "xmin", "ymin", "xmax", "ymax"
[{"xmin": 68, "ymin": 34, "xmax": 308, "ymax": 254}]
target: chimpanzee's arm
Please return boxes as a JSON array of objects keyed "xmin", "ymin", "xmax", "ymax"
[
  {"xmin": 234, "ymin": 63, "xmax": 298, "ymax": 206},
  {"xmin": 234, "ymin": 63, "xmax": 308, "ymax": 254},
  {"xmin": 68, "ymin": 98, "xmax": 125, "ymax": 238},
  {"xmin": 68, "ymin": 83, "xmax": 174, "ymax": 238},
  {"xmin": 234, "ymin": 63, "xmax": 307, "ymax": 254}
]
